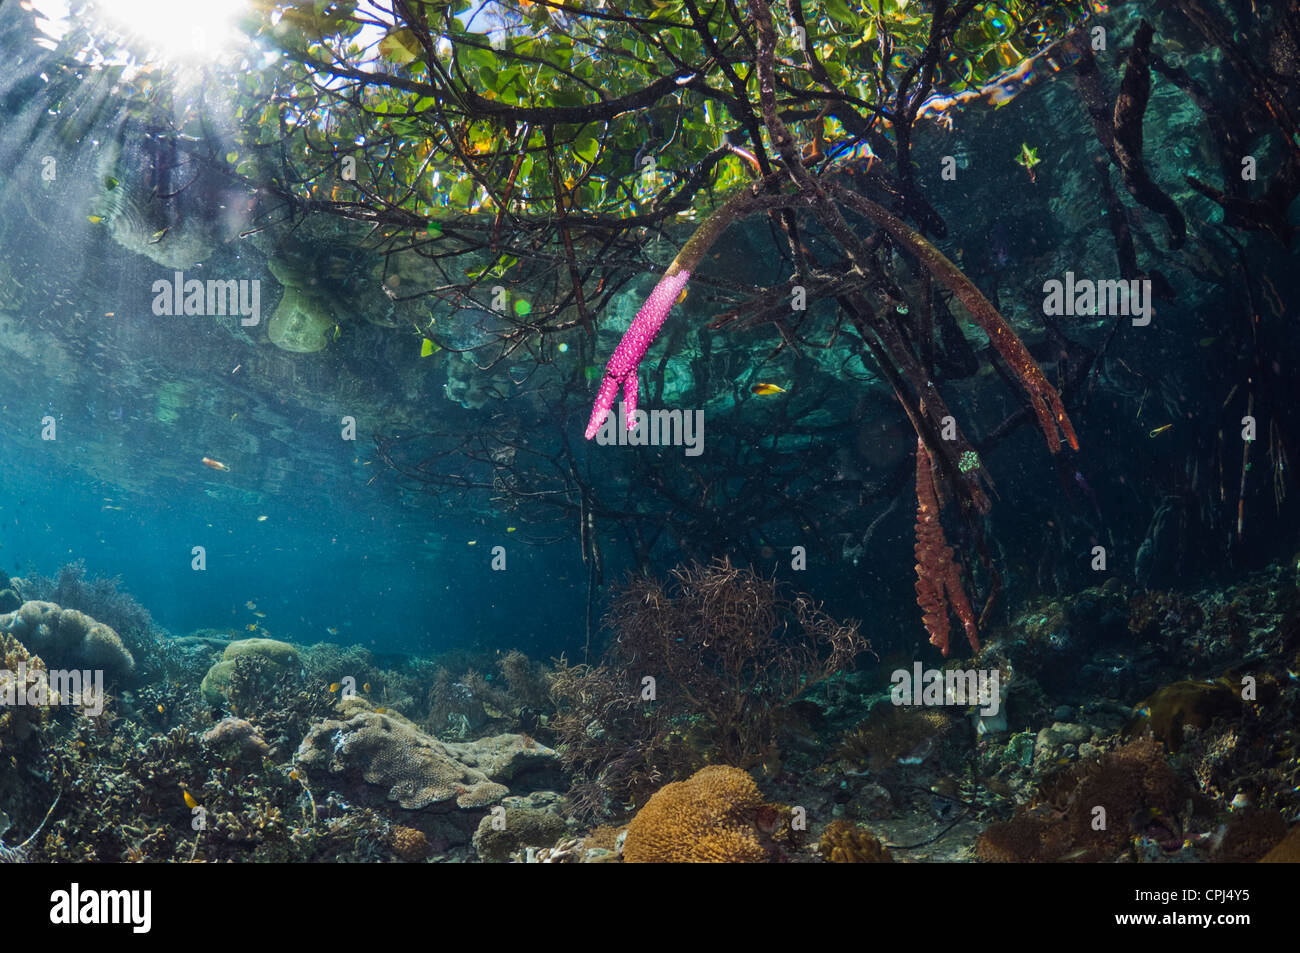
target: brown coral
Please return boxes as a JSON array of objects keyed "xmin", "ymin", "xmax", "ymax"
[
  {"xmin": 1260, "ymin": 826, "xmax": 1300, "ymax": 862},
  {"xmin": 836, "ymin": 705, "xmax": 951, "ymax": 769},
  {"xmin": 1128, "ymin": 678, "xmax": 1242, "ymax": 751},
  {"xmin": 977, "ymin": 738, "xmax": 1188, "ymax": 862},
  {"xmin": 0, "ymin": 632, "xmax": 52, "ymax": 751},
  {"xmin": 390, "ymin": 825, "xmax": 430, "ymax": 862},
  {"xmin": 819, "ymin": 820, "xmax": 895, "ymax": 863},
  {"xmin": 623, "ymin": 765, "xmax": 772, "ymax": 863}
]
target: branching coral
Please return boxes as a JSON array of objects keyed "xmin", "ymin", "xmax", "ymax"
[
  {"xmin": 551, "ymin": 560, "xmax": 865, "ymax": 819},
  {"xmin": 605, "ymin": 558, "xmax": 867, "ymax": 766}
]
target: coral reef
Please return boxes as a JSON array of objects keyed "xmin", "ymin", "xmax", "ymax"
[
  {"xmin": 0, "ymin": 630, "xmax": 52, "ymax": 754},
  {"xmin": 818, "ymin": 820, "xmax": 895, "ymax": 863},
  {"xmin": 836, "ymin": 704, "xmax": 953, "ymax": 772},
  {"xmin": 389, "ymin": 825, "xmax": 431, "ymax": 862},
  {"xmin": 623, "ymin": 765, "xmax": 778, "ymax": 863},
  {"xmin": 0, "ymin": 601, "xmax": 134, "ymax": 680},
  {"xmin": 472, "ymin": 798, "xmax": 568, "ymax": 862},
  {"xmin": 295, "ymin": 706, "xmax": 508, "ymax": 811},
  {"xmin": 16, "ymin": 561, "xmax": 166, "ymax": 677},
  {"xmin": 976, "ymin": 738, "xmax": 1191, "ymax": 862},
  {"xmin": 1128, "ymin": 678, "xmax": 1242, "ymax": 752},
  {"xmin": 201, "ymin": 637, "xmax": 302, "ymax": 706},
  {"xmin": 202, "ymin": 717, "xmax": 270, "ymax": 763},
  {"xmin": 552, "ymin": 558, "xmax": 866, "ymax": 821}
]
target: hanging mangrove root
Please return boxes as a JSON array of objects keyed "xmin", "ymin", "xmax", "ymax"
[
  {"xmin": 584, "ymin": 186, "xmax": 793, "ymax": 438},
  {"xmin": 914, "ymin": 439, "xmax": 980, "ymax": 657},
  {"xmin": 830, "ymin": 181, "xmax": 1078, "ymax": 455},
  {"xmin": 1112, "ymin": 20, "xmax": 1186, "ymax": 249}
]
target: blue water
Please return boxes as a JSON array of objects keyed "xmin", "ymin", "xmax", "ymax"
[{"xmin": 0, "ymin": 448, "xmax": 587, "ymax": 658}]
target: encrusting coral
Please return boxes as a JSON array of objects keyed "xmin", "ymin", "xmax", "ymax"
[
  {"xmin": 0, "ymin": 601, "xmax": 134, "ymax": 680},
  {"xmin": 622, "ymin": 765, "xmax": 776, "ymax": 863},
  {"xmin": 296, "ymin": 707, "xmax": 507, "ymax": 810}
]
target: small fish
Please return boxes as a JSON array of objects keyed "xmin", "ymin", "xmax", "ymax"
[
  {"xmin": 231, "ymin": 364, "xmax": 241, "ymax": 374},
  {"xmin": 182, "ymin": 791, "xmax": 199, "ymax": 809},
  {"xmin": 467, "ymin": 540, "xmax": 477, "ymax": 546},
  {"xmin": 230, "ymin": 412, "xmax": 238, "ymax": 420},
  {"xmin": 245, "ymin": 601, "xmax": 257, "ymax": 610},
  {"xmin": 246, "ymin": 623, "xmax": 258, "ymax": 632},
  {"xmin": 288, "ymin": 770, "xmax": 299, "ymax": 781},
  {"xmin": 87, "ymin": 214, "xmax": 103, "ymax": 224},
  {"xmin": 201, "ymin": 457, "xmax": 229, "ymax": 471},
  {"xmin": 156, "ymin": 704, "xmax": 165, "ymax": 714},
  {"xmin": 374, "ymin": 707, "xmax": 387, "ymax": 714},
  {"xmin": 363, "ymin": 682, "xmax": 371, "ymax": 694},
  {"xmin": 253, "ymin": 611, "xmax": 266, "ymax": 618},
  {"xmin": 1148, "ymin": 424, "xmax": 1173, "ymax": 438},
  {"xmin": 675, "ymin": 286, "xmax": 689, "ymax": 305},
  {"xmin": 257, "ymin": 515, "xmax": 268, "ymax": 522},
  {"xmin": 750, "ymin": 382, "xmax": 787, "ymax": 396},
  {"xmin": 420, "ymin": 338, "xmax": 439, "ymax": 357},
  {"xmin": 328, "ymin": 682, "xmax": 341, "ymax": 693},
  {"xmin": 326, "ymin": 627, "xmax": 339, "ymax": 636},
  {"xmin": 506, "ymin": 526, "xmax": 516, "ymax": 533}
]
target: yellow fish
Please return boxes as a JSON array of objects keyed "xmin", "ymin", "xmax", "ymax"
[
  {"xmin": 257, "ymin": 515, "xmax": 268, "ymax": 522},
  {"xmin": 1148, "ymin": 424, "xmax": 1173, "ymax": 438},
  {"xmin": 329, "ymin": 682, "xmax": 341, "ymax": 693},
  {"xmin": 156, "ymin": 704, "xmax": 165, "ymax": 714},
  {"xmin": 246, "ymin": 623, "xmax": 258, "ymax": 631},
  {"xmin": 182, "ymin": 790, "xmax": 199, "ymax": 809},
  {"xmin": 374, "ymin": 707, "xmax": 387, "ymax": 714},
  {"xmin": 506, "ymin": 526, "xmax": 517, "ymax": 533},
  {"xmin": 363, "ymin": 682, "xmax": 371, "ymax": 693},
  {"xmin": 467, "ymin": 540, "xmax": 477, "ymax": 546},
  {"xmin": 750, "ymin": 382, "xmax": 787, "ymax": 396},
  {"xmin": 289, "ymin": 770, "xmax": 299, "ymax": 781}
]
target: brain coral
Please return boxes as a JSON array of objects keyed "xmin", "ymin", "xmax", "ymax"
[
  {"xmin": 623, "ymin": 765, "xmax": 773, "ymax": 863},
  {"xmin": 296, "ymin": 708, "xmax": 507, "ymax": 810},
  {"xmin": 0, "ymin": 601, "xmax": 134, "ymax": 680}
]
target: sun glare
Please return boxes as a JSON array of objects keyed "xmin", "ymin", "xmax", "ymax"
[{"xmin": 95, "ymin": 0, "xmax": 250, "ymax": 63}]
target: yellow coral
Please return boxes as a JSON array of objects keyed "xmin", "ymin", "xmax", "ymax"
[
  {"xmin": 819, "ymin": 820, "xmax": 895, "ymax": 863},
  {"xmin": 390, "ymin": 825, "xmax": 430, "ymax": 862},
  {"xmin": 623, "ymin": 765, "xmax": 771, "ymax": 863}
]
